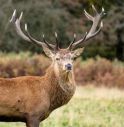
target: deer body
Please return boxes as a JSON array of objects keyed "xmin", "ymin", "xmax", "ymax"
[
  {"xmin": 2, "ymin": 5, "xmax": 104, "ymax": 127},
  {"xmin": 0, "ymin": 63, "xmax": 75, "ymax": 124}
]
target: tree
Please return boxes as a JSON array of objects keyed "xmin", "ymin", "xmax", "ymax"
[{"xmin": 0, "ymin": 0, "xmax": 124, "ymax": 60}]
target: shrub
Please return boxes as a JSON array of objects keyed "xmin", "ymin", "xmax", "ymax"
[
  {"xmin": 0, "ymin": 52, "xmax": 124, "ymax": 88},
  {"xmin": 74, "ymin": 57, "xmax": 124, "ymax": 88}
]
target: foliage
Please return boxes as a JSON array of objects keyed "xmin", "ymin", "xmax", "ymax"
[
  {"xmin": 75, "ymin": 56, "xmax": 124, "ymax": 88},
  {"xmin": 0, "ymin": 52, "xmax": 124, "ymax": 88},
  {"xmin": 0, "ymin": 0, "xmax": 124, "ymax": 59}
]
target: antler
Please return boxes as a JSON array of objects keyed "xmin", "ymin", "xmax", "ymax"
[
  {"xmin": 68, "ymin": 33, "xmax": 76, "ymax": 49},
  {"xmin": 68, "ymin": 5, "xmax": 105, "ymax": 50},
  {"xmin": 54, "ymin": 32, "xmax": 59, "ymax": 50},
  {"xmin": 10, "ymin": 10, "xmax": 58, "ymax": 50}
]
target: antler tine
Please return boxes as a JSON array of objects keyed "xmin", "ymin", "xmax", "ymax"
[
  {"xmin": 19, "ymin": 11, "xmax": 23, "ymax": 21},
  {"xmin": 69, "ymin": 5, "xmax": 105, "ymax": 49},
  {"xmin": 84, "ymin": 9, "xmax": 93, "ymax": 20},
  {"xmin": 24, "ymin": 23, "xmax": 45, "ymax": 47},
  {"xmin": 42, "ymin": 34, "xmax": 46, "ymax": 42},
  {"xmin": 85, "ymin": 22, "xmax": 103, "ymax": 41},
  {"xmin": 10, "ymin": 10, "xmax": 31, "ymax": 42},
  {"xmin": 25, "ymin": 24, "xmax": 55, "ymax": 49},
  {"xmin": 68, "ymin": 33, "xmax": 76, "ymax": 50},
  {"xmin": 55, "ymin": 32, "xmax": 59, "ymax": 50},
  {"xmin": 73, "ymin": 33, "xmax": 76, "ymax": 43},
  {"xmin": 42, "ymin": 34, "xmax": 55, "ymax": 49},
  {"xmin": 10, "ymin": 10, "xmax": 55, "ymax": 49},
  {"xmin": 92, "ymin": 4, "xmax": 98, "ymax": 14},
  {"xmin": 101, "ymin": 7, "xmax": 106, "ymax": 17},
  {"xmin": 10, "ymin": 9, "xmax": 17, "ymax": 23},
  {"xmin": 70, "ymin": 32, "xmax": 87, "ymax": 50},
  {"xmin": 85, "ymin": 6, "xmax": 105, "ymax": 36}
]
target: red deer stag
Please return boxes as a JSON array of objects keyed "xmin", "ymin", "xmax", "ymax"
[{"xmin": 0, "ymin": 5, "xmax": 105, "ymax": 127}]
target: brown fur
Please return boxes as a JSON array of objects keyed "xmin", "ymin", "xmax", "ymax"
[
  {"xmin": 8, "ymin": 6, "xmax": 103, "ymax": 126},
  {"xmin": 0, "ymin": 63, "xmax": 76, "ymax": 127}
]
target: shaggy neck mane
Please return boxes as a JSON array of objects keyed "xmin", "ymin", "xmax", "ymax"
[
  {"xmin": 45, "ymin": 63, "xmax": 76, "ymax": 111},
  {"xmin": 45, "ymin": 63, "xmax": 76, "ymax": 93}
]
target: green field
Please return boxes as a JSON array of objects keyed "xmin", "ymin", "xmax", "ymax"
[{"xmin": 0, "ymin": 86, "xmax": 124, "ymax": 127}]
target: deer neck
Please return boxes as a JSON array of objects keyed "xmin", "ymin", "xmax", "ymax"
[
  {"xmin": 45, "ymin": 63, "xmax": 76, "ymax": 111},
  {"xmin": 57, "ymin": 71, "xmax": 74, "ymax": 92}
]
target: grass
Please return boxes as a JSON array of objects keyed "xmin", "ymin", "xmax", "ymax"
[{"xmin": 0, "ymin": 86, "xmax": 124, "ymax": 127}]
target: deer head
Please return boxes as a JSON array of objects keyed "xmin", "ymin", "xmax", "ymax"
[{"xmin": 10, "ymin": 5, "xmax": 105, "ymax": 72}]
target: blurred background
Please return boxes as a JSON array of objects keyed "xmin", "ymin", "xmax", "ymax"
[
  {"xmin": 0, "ymin": 0, "xmax": 124, "ymax": 59},
  {"xmin": 0, "ymin": 0, "xmax": 124, "ymax": 127},
  {"xmin": 0, "ymin": 0, "xmax": 124, "ymax": 88}
]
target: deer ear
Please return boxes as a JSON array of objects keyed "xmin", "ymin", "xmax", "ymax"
[
  {"xmin": 42, "ymin": 44, "xmax": 54, "ymax": 58},
  {"xmin": 72, "ymin": 47, "xmax": 85, "ymax": 58}
]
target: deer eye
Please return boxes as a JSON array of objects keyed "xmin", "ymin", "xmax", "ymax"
[
  {"xmin": 71, "ymin": 57, "xmax": 76, "ymax": 61},
  {"xmin": 56, "ymin": 58, "xmax": 60, "ymax": 61},
  {"xmin": 71, "ymin": 57, "xmax": 74, "ymax": 60}
]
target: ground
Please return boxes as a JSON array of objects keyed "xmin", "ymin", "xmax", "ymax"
[{"xmin": 0, "ymin": 86, "xmax": 124, "ymax": 127}]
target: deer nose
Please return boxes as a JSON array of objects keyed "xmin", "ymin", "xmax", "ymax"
[{"xmin": 65, "ymin": 63, "xmax": 72, "ymax": 70}]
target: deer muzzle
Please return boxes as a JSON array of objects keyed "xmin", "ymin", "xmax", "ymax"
[{"xmin": 65, "ymin": 63, "xmax": 72, "ymax": 71}]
